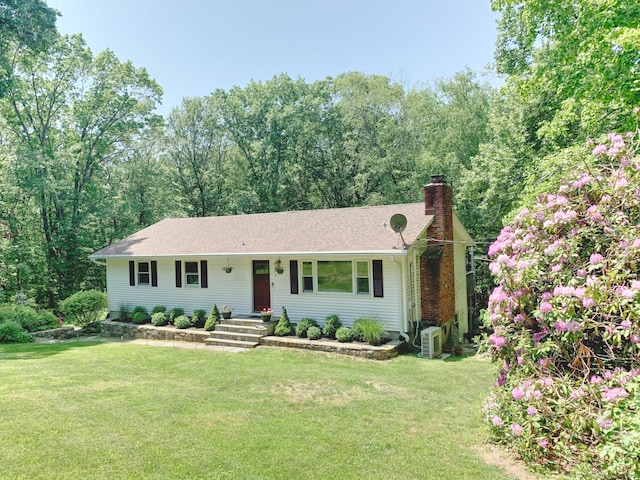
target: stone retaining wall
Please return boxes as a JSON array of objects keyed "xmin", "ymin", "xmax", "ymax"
[
  {"xmin": 260, "ymin": 336, "xmax": 400, "ymax": 361},
  {"xmin": 31, "ymin": 325, "xmax": 78, "ymax": 340},
  {"xmin": 101, "ymin": 320, "xmax": 211, "ymax": 343}
]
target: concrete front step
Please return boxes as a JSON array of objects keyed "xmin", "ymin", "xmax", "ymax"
[
  {"xmin": 205, "ymin": 337, "xmax": 260, "ymax": 349},
  {"xmin": 215, "ymin": 324, "xmax": 270, "ymax": 335},
  {"xmin": 222, "ymin": 317, "xmax": 275, "ymax": 327},
  {"xmin": 209, "ymin": 330, "xmax": 263, "ymax": 343}
]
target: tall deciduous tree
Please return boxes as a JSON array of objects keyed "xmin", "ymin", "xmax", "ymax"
[
  {"xmin": 492, "ymin": 0, "xmax": 640, "ymax": 149},
  {"xmin": 0, "ymin": 0, "xmax": 58, "ymax": 98},
  {"xmin": 0, "ymin": 34, "xmax": 162, "ymax": 305}
]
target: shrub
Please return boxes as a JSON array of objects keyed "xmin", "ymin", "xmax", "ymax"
[
  {"xmin": 168, "ymin": 307, "xmax": 184, "ymax": 323},
  {"xmin": 204, "ymin": 305, "xmax": 220, "ymax": 331},
  {"xmin": 59, "ymin": 290, "xmax": 108, "ymax": 328},
  {"xmin": 151, "ymin": 312, "xmax": 168, "ymax": 326},
  {"xmin": 131, "ymin": 306, "xmax": 149, "ymax": 325},
  {"xmin": 481, "ymin": 130, "xmax": 640, "ymax": 479},
  {"xmin": 335, "ymin": 327, "xmax": 353, "ymax": 343},
  {"xmin": 307, "ymin": 326, "xmax": 322, "ymax": 340},
  {"xmin": 192, "ymin": 309, "xmax": 206, "ymax": 328},
  {"xmin": 0, "ymin": 321, "xmax": 33, "ymax": 343},
  {"xmin": 295, "ymin": 318, "xmax": 319, "ymax": 338},
  {"xmin": 173, "ymin": 315, "xmax": 191, "ymax": 329},
  {"xmin": 322, "ymin": 314, "xmax": 342, "ymax": 338},
  {"xmin": 274, "ymin": 307, "xmax": 294, "ymax": 336},
  {"xmin": 34, "ymin": 310, "xmax": 59, "ymax": 331},
  {"xmin": 151, "ymin": 305, "xmax": 166, "ymax": 314},
  {"xmin": 118, "ymin": 303, "xmax": 132, "ymax": 321},
  {"xmin": 350, "ymin": 322, "xmax": 364, "ymax": 342},
  {"xmin": 353, "ymin": 317, "xmax": 386, "ymax": 345}
]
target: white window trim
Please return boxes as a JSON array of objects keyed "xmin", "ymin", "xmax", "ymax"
[
  {"xmin": 184, "ymin": 261, "xmax": 200, "ymax": 287},
  {"xmin": 299, "ymin": 259, "xmax": 374, "ymax": 296},
  {"xmin": 138, "ymin": 261, "xmax": 150, "ymax": 286}
]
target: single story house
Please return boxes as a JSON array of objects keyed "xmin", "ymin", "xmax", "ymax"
[{"xmin": 90, "ymin": 175, "xmax": 474, "ymax": 342}]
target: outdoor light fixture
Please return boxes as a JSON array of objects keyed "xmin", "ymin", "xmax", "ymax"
[{"xmin": 274, "ymin": 259, "xmax": 284, "ymax": 274}]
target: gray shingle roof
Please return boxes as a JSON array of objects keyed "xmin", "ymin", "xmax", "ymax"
[{"xmin": 90, "ymin": 202, "xmax": 434, "ymax": 258}]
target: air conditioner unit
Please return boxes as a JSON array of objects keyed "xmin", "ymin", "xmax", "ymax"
[{"xmin": 420, "ymin": 326, "xmax": 442, "ymax": 359}]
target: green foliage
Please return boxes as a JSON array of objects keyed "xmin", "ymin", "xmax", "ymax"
[
  {"xmin": 151, "ymin": 312, "xmax": 168, "ymax": 326},
  {"xmin": 481, "ymin": 130, "xmax": 640, "ymax": 479},
  {"xmin": 306, "ymin": 326, "xmax": 322, "ymax": 340},
  {"xmin": 322, "ymin": 314, "xmax": 342, "ymax": 338},
  {"xmin": 0, "ymin": 304, "xmax": 58, "ymax": 332},
  {"xmin": 204, "ymin": 304, "xmax": 220, "ymax": 331},
  {"xmin": 58, "ymin": 291, "xmax": 108, "ymax": 328},
  {"xmin": 151, "ymin": 305, "xmax": 166, "ymax": 314},
  {"xmin": 173, "ymin": 315, "xmax": 191, "ymax": 329},
  {"xmin": 131, "ymin": 306, "xmax": 149, "ymax": 325},
  {"xmin": 274, "ymin": 307, "xmax": 293, "ymax": 336},
  {"xmin": 118, "ymin": 303, "xmax": 132, "ymax": 321},
  {"xmin": 0, "ymin": 321, "xmax": 33, "ymax": 343},
  {"xmin": 353, "ymin": 317, "xmax": 386, "ymax": 345},
  {"xmin": 335, "ymin": 327, "xmax": 353, "ymax": 343},
  {"xmin": 168, "ymin": 308, "xmax": 184, "ymax": 323},
  {"xmin": 192, "ymin": 309, "xmax": 206, "ymax": 328},
  {"xmin": 295, "ymin": 318, "xmax": 319, "ymax": 338}
]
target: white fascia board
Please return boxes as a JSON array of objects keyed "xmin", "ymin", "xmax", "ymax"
[{"xmin": 89, "ymin": 249, "xmax": 410, "ymax": 260}]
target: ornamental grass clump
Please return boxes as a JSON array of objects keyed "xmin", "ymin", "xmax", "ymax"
[{"xmin": 481, "ymin": 130, "xmax": 640, "ymax": 479}]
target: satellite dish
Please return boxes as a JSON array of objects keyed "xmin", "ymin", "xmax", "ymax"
[{"xmin": 390, "ymin": 213, "xmax": 407, "ymax": 233}]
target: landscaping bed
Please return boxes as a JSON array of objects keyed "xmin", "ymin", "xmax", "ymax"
[{"xmin": 261, "ymin": 334, "xmax": 400, "ymax": 360}]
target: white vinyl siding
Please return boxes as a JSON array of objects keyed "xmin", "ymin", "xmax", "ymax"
[{"xmin": 453, "ymin": 230, "xmax": 469, "ymax": 336}]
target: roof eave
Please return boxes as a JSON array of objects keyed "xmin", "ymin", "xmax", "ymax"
[{"xmin": 88, "ymin": 249, "xmax": 411, "ymax": 260}]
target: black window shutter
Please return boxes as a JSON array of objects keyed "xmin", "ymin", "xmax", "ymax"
[
  {"xmin": 175, "ymin": 261, "xmax": 182, "ymax": 288},
  {"xmin": 200, "ymin": 260, "xmax": 208, "ymax": 288},
  {"xmin": 151, "ymin": 261, "xmax": 158, "ymax": 287},
  {"xmin": 373, "ymin": 260, "xmax": 384, "ymax": 298},
  {"xmin": 289, "ymin": 260, "xmax": 299, "ymax": 294},
  {"xmin": 129, "ymin": 261, "xmax": 135, "ymax": 286}
]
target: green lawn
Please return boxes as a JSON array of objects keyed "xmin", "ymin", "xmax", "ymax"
[{"xmin": 0, "ymin": 342, "xmax": 512, "ymax": 480}]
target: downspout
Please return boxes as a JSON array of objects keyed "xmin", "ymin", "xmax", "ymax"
[{"xmin": 392, "ymin": 255, "xmax": 410, "ymax": 344}]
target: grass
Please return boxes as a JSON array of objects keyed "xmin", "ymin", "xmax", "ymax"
[{"xmin": 0, "ymin": 341, "xmax": 512, "ymax": 480}]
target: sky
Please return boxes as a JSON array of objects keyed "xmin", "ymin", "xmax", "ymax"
[{"xmin": 46, "ymin": 0, "xmax": 502, "ymax": 116}]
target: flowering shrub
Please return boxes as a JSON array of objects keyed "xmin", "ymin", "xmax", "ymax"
[{"xmin": 481, "ymin": 130, "xmax": 640, "ymax": 478}]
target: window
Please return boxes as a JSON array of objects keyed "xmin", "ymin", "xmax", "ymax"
[
  {"xmin": 185, "ymin": 261, "xmax": 199, "ymax": 286},
  {"xmin": 302, "ymin": 261, "xmax": 313, "ymax": 292},
  {"xmin": 318, "ymin": 261, "xmax": 353, "ymax": 293},
  {"xmin": 356, "ymin": 261, "xmax": 370, "ymax": 294},
  {"xmin": 138, "ymin": 262, "xmax": 150, "ymax": 285}
]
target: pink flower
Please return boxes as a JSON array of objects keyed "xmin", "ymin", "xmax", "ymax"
[
  {"xmin": 590, "ymin": 253, "xmax": 604, "ymax": 264},
  {"xmin": 538, "ymin": 439, "xmax": 549, "ymax": 448},
  {"xmin": 489, "ymin": 334, "xmax": 507, "ymax": 348},
  {"xmin": 510, "ymin": 424, "xmax": 524, "ymax": 437},
  {"xmin": 554, "ymin": 321, "xmax": 568, "ymax": 333},
  {"xmin": 540, "ymin": 302, "xmax": 553, "ymax": 314},
  {"xmin": 598, "ymin": 418, "xmax": 613, "ymax": 430},
  {"xmin": 592, "ymin": 144, "xmax": 607, "ymax": 156},
  {"xmin": 492, "ymin": 416, "xmax": 504, "ymax": 427},
  {"xmin": 527, "ymin": 406, "xmax": 537, "ymax": 416},
  {"xmin": 631, "ymin": 334, "xmax": 640, "ymax": 344},
  {"xmin": 512, "ymin": 387, "xmax": 525, "ymax": 400},
  {"xmin": 602, "ymin": 387, "xmax": 628, "ymax": 402},
  {"xmin": 582, "ymin": 297, "xmax": 596, "ymax": 308}
]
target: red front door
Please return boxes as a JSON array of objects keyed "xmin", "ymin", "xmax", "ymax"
[{"xmin": 253, "ymin": 260, "xmax": 271, "ymax": 312}]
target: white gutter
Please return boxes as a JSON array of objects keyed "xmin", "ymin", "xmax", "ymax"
[
  {"xmin": 392, "ymin": 255, "xmax": 410, "ymax": 344},
  {"xmin": 89, "ymin": 249, "xmax": 411, "ymax": 260},
  {"xmin": 90, "ymin": 258, "xmax": 107, "ymax": 266}
]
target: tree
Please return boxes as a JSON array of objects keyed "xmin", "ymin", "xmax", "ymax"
[
  {"xmin": 0, "ymin": 34, "xmax": 162, "ymax": 305},
  {"xmin": 0, "ymin": 0, "xmax": 58, "ymax": 98},
  {"xmin": 492, "ymin": 0, "xmax": 640, "ymax": 150}
]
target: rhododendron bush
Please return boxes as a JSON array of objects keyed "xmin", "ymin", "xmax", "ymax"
[{"xmin": 481, "ymin": 130, "xmax": 640, "ymax": 479}]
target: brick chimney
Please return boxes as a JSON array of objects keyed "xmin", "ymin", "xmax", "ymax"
[{"xmin": 420, "ymin": 174, "xmax": 455, "ymax": 326}]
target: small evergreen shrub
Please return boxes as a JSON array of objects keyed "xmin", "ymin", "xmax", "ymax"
[
  {"xmin": 173, "ymin": 315, "xmax": 191, "ymax": 329},
  {"xmin": 118, "ymin": 303, "xmax": 132, "ymax": 321},
  {"xmin": 351, "ymin": 322, "xmax": 364, "ymax": 342},
  {"xmin": 192, "ymin": 309, "xmax": 206, "ymax": 328},
  {"xmin": 131, "ymin": 306, "xmax": 149, "ymax": 324},
  {"xmin": 322, "ymin": 314, "xmax": 342, "ymax": 338},
  {"xmin": 295, "ymin": 318, "xmax": 319, "ymax": 338},
  {"xmin": 151, "ymin": 312, "xmax": 168, "ymax": 326},
  {"xmin": 335, "ymin": 327, "xmax": 353, "ymax": 343},
  {"xmin": 151, "ymin": 305, "xmax": 166, "ymax": 314},
  {"xmin": 353, "ymin": 317, "xmax": 386, "ymax": 345},
  {"xmin": 0, "ymin": 321, "xmax": 33, "ymax": 343},
  {"xmin": 59, "ymin": 290, "xmax": 108, "ymax": 328},
  {"xmin": 204, "ymin": 304, "xmax": 220, "ymax": 331},
  {"xmin": 168, "ymin": 307, "xmax": 184, "ymax": 324},
  {"xmin": 307, "ymin": 326, "xmax": 322, "ymax": 340},
  {"xmin": 274, "ymin": 307, "xmax": 294, "ymax": 336}
]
